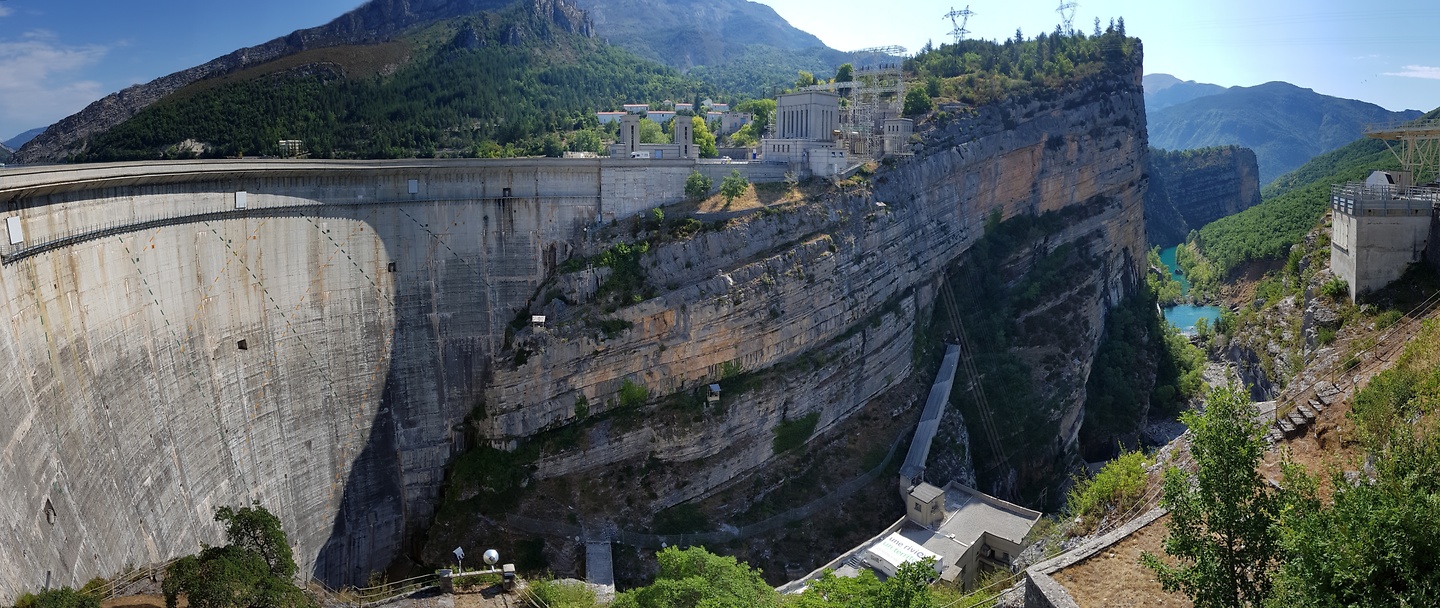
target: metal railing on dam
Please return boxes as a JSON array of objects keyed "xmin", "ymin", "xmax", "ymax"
[
  {"xmin": 1331, "ymin": 182, "xmax": 1440, "ymax": 216},
  {"xmin": 0, "ymin": 157, "xmax": 687, "ymax": 193},
  {"xmin": 0, "ymin": 194, "xmax": 599, "ymax": 264}
]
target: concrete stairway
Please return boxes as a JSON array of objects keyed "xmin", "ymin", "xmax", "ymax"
[{"xmin": 1264, "ymin": 381, "xmax": 1345, "ymax": 444}]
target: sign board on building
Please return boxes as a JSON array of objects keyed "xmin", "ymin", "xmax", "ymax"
[
  {"xmin": 6, "ymin": 216, "xmax": 22, "ymax": 245},
  {"xmin": 234, "ymin": 191, "xmax": 248, "ymax": 209},
  {"xmin": 864, "ymin": 531, "xmax": 943, "ymax": 578}
]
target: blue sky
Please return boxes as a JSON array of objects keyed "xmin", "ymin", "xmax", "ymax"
[{"xmin": 3, "ymin": 0, "xmax": 1439, "ymax": 142}]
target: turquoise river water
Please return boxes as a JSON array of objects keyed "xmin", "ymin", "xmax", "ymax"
[{"xmin": 1159, "ymin": 245, "xmax": 1222, "ymax": 334}]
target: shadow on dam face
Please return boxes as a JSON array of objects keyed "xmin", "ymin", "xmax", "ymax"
[{"xmin": 0, "ymin": 162, "xmax": 612, "ymax": 595}]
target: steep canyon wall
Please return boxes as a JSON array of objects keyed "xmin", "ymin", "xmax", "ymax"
[
  {"xmin": 1145, "ymin": 146, "xmax": 1261, "ymax": 246},
  {"xmin": 483, "ymin": 61, "xmax": 1149, "ymax": 505}
]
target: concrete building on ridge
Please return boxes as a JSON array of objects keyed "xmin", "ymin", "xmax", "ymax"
[
  {"xmin": 1330, "ymin": 169, "xmax": 1439, "ymax": 301},
  {"xmin": 762, "ymin": 91, "xmax": 848, "ymax": 177},
  {"xmin": 1330, "ymin": 118, "xmax": 1440, "ymax": 302},
  {"xmin": 609, "ymin": 113, "xmax": 695, "ymax": 160},
  {"xmin": 719, "ymin": 112, "xmax": 753, "ymax": 135},
  {"xmin": 882, "ymin": 118, "xmax": 915, "ymax": 157}
]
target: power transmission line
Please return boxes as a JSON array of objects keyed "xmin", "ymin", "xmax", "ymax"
[
  {"xmin": 1056, "ymin": 1, "xmax": 1078, "ymax": 33},
  {"xmin": 943, "ymin": 5, "xmax": 975, "ymax": 45}
]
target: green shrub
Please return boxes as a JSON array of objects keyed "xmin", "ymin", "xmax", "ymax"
[
  {"xmin": 1376, "ymin": 310, "xmax": 1403, "ymax": 329},
  {"xmin": 619, "ymin": 379, "xmax": 649, "ymax": 409},
  {"xmin": 14, "ymin": 588, "xmax": 100, "ymax": 608},
  {"xmin": 1316, "ymin": 326, "xmax": 1336, "ymax": 345},
  {"xmin": 772, "ymin": 412, "xmax": 821, "ymax": 454},
  {"xmin": 453, "ymin": 572, "xmax": 503, "ymax": 590},
  {"xmin": 684, "ymin": 171, "xmax": 713, "ymax": 200},
  {"xmin": 598, "ymin": 318, "xmax": 633, "ymax": 339},
  {"xmin": 720, "ymin": 169, "xmax": 749, "ymax": 205},
  {"xmin": 522, "ymin": 579, "xmax": 599, "ymax": 608},
  {"xmin": 1320, "ymin": 278, "xmax": 1348, "ymax": 301},
  {"xmin": 1065, "ymin": 451, "xmax": 1150, "ymax": 535},
  {"xmin": 670, "ymin": 218, "xmax": 703, "ymax": 239}
]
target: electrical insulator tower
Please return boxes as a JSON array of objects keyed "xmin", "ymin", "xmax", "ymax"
[
  {"xmin": 1056, "ymin": 1, "xmax": 1077, "ymax": 33},
  {"xmin": 943, "ymin": 6, "xmax": 975, "ymax": 45}
]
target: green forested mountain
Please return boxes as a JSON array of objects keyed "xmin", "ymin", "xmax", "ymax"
[
  {"xmin": 1189, "ymin": 107, "xmax": 1440, "ymax": 275},
  {"xmin": 573, "ymin": 0, "xmax": 851, "ymax": 96},
  {"xmin": 74, "ymin": 5, "xmax": 710, "ymax": 161},
  {"xmin": 1148, "ymin": 81, "xmax": 1422, "ymax": 185}
]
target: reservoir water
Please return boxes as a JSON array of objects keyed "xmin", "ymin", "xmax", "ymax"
[{"xmin": 1159, "ymin": 245, "xmax": 1222, "ymax": 334}]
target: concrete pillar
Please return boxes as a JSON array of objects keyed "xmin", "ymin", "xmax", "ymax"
[
  {"xmin": 675, "ymin": 116, "xmax": 694, "ymax": 159},
  {"xmin": 621, "ymin": 114, "xmax": 640, "ymax": 156}
]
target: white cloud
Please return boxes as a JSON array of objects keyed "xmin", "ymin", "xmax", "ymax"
[
  {"xmin": 1384, "ymin": 65, "xmax": 1440, "ymax": 80},
  {"xmin": 0, "ymin": 31, "xmax": 108, "ymax": 136},
  {"xmin": 0, "ymin": 7, "xmax": 13, "ymax": 18}
]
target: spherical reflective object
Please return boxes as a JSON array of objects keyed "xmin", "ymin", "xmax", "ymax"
[{"xmin": 483, "ymin": 549, "xmax": 500, "ymax": 565}]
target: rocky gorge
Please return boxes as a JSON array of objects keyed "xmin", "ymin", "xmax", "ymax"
[
  {"xmin": 437, "ymin": 48, "xmax": 1152, "ymax": 558},
  {"xmin": 1145, "ymin": 145, "xmax": 1262, "ymax": 247}
]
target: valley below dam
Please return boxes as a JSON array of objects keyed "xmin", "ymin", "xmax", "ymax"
[
  {"xmin": 0, "ymin": 49, "xmax": 1151, "ymax": 599},
  {"xmin": 1158, "ymin": 245, "xmax": 1222, "ymax": 334}
]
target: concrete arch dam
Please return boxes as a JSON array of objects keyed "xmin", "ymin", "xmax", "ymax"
[{"xmin": 0, "ymin": 158, "xmax": 693, "ymax": 599}]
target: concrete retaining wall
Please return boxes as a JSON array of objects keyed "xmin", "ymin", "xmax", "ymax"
[{"xmin": 0, "ymin": 158, "xmax": 694, "ymax": 599}]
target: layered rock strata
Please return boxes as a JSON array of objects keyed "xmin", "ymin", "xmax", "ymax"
[
  {"xmin": 1145, "ymin": 145, "xmax": 1261, "ymax": 246},
  {"xmin": 482, "ymin": 55, "xmax": 1149, "ymax": 504}
]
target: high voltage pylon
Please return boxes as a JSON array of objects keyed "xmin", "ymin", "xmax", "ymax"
[
  {"xmin": 943, "ymin": 5, "xmax": 975, "ymax": 45},
  {"xmin": 1056, "ymin": 1, "xmax": 1078, "ymax": 33}
]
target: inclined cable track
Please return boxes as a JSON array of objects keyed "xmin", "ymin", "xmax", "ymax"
[{"xmin": 938, "ymin": 274, "xmax": 1010, "ymax": 477}]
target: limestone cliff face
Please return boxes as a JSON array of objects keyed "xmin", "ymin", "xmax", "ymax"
[
  {"xmin": 14, "ymin": 0, "xmax": 591, "ymax": 163},
  {"xmin": 480, "ymin": 55, "xmax": 1148, "ymax": 503},
  {"xmin": 1145, "ymin": 146, "xmax": 1261, "ymax": 246}
]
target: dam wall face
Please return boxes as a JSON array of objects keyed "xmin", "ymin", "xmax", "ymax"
[{"xmin": 0, "ymin": 158, "xmax": 688, "ymax": 598}]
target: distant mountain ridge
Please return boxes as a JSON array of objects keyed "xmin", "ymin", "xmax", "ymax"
[
  {"xmin": 574, "ymin": 0, "xmax": 850, "ymax": 95},
  {"xmin": 4, "ymin": 128, "xmax": 44, "ymax": 151},
  {"xmin": 575, "ymin": 0, "xmax": 828, "ymax": 65},
  {"xmin": 17, "ymin": 0, "xmax": 846, "ymax": 162},
  {"xmin": 1147, "ymin": 81, "xmax": 1422, "ymax": 185},
  {"xmin": 1143, "ymin": 73, "xmax": 1227, "ymax": 111}
]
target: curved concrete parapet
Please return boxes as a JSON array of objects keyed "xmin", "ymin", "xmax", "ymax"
[{"xmin": 0, "ymin": 158, "xmax": 687, "ymax": 600}]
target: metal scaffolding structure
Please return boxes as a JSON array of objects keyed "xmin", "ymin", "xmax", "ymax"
[
  {"xmin": 1365, "ymin": 118, "xmax": 1440, "ymax": 182},
  {"xmin": 801, "ymin": 46, "xmax": 907, "ymax": 161}
]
